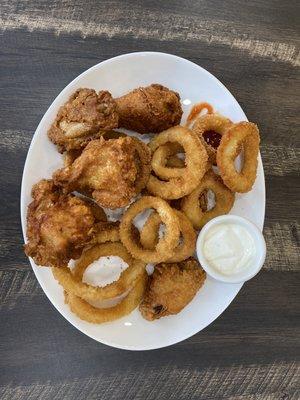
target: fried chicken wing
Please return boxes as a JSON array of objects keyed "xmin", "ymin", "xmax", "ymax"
[
  {"xmin": 48, "ymin": 89, "xmax": 119, "ymax": 152},
  {"xmin": 139, "ymin": 258, "xmax": 206, "ymax": 320},
  {"xmin": 116, "ymin": 84, "xmax": 183, "ymax": 134},
  {"xmin": 24, "ymin": 180, "xmax": 98, "ymax": 268},
  {"xmin": 53, "ymin": 136, "xmax": 150, "ymax": 209}
]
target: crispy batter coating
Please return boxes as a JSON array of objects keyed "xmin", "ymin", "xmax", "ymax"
[
  {"xmin": 63, "ymin": 149, "xmax": 83, "ymax": 167},
  {"xmin": 139, "ymin": 258, "xmax": 206, "ymax": 320},
  {"xmin": 116, "ymin": 84, "xmax": 183, "ymax": 134},
  {"xmin": 62, "ymin": 131, "xmax": 128, "ymax": 168},
  {"xmin": 82, "ymin": 198, "xmax": 107, "ymax": 222},
  {"xmin": 48, "ymin": 89, "xmax": 119, "ymax": 152},
  {"xmin": 24, "ymin": 180, "xmax": 96, "ymax": 268},
  {"xmin": 53, "ymin": 137, "xmax": 147, "ymax": 209}
]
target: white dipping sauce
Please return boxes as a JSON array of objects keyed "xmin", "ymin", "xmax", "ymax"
[
  {"xmin": 202, "ymin": 223, "xmax": 256, "ymax": 275},
  {"xmin": 82, "ymin": 256, "xmax": 128, "ymax": 287}
]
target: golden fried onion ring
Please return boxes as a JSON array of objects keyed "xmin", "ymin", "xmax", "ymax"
[
  {"xmin": 120, "ymin": 196, "xmax": 180, "ymax": 263},
  {"xmin": 146, "ymin": 126, "xmax": 208, "ymax": 199},
  {"xmin": 167, "ymin": 155, "xmax": 185, "ymax": 168},
  {"xmin": 151, "ymin": 142, "xmax": 184, "ymax": 179},
  {"xmin": 52, "ymin": 242, "xmax": 145, "ymax": 301},
  {"xmin": 217, "ymin": 122, "xmax": 260, "ymax": 193},
  {"xmin": 181, "ymin": 170, "xmax": 235, "ymax": 229},
  {"xmin": 65, "ymin": 271, "xmax": 147, "ymax": 323},
  {"xmin": 140, "ymin": 210, "xmax": 196, "ymax": 262},
  {"xmin": 192, "ymin": 114, "xmax": 232, "ymax": 164}
]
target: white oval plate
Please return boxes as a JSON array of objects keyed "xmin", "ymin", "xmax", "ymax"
[{"xmin": 21, "ymin": 52, "xmax": 265, "ymax": 350}]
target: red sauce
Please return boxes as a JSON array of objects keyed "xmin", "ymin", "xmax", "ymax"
[
  {"xmin": 186, "ymin": 102, "xmax": 214, "ymax": 127},
  {"xmin": 203, "ymin": 130, "xmax": 222, "ymax": 149}
]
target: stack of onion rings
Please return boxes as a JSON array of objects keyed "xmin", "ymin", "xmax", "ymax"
[
  {"xmin": 140, "ymin": 209, "xmax": 196, "ymax": 262},
  {"xmin": 52, "ymin": 223, "xmax": 147, "ymax": 323},
  {"xmin": 181, "ymin": 170, "xmax": 235, "ymax": 229},
  {"xmin": 217, "ymin": 122, "xmax": 260, "ymax": 192},
  {"xmin": 146, "ymin": 126, "xmax": 208, "ymax": 199},
  {"xmin": 120, "ymin": 196, "xmax": 181, "ymax": 263},
  {"xmin": 65, "ymin": 271, "xmax": 147, "ymax": 324},
  {"xmin": 53, "ymin": 242, "xmax": 145, "ymax": 301}
]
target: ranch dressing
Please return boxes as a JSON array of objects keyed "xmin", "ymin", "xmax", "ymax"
[{"xmin": 202, "ymin": 223, "xmax": 256, "ymax": 275}]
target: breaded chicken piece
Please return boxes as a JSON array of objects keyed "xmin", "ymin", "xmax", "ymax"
[
  {"xmin": 48, "ymin": 89, "xmax": 119, "ymax": 152},
  {"xmin": 116, "ymin": 84, "xmax": 183, "ymax": 134},
  {"xmin": 24, "ymin": 180, "xmax": 97, "ymax": 268},
  {"xmin": 53, "ymin": 137, "xmax": 140, "ymax": 209},
  {"xmin": 62, "ymin": 131, "xmax": 128, "ymax": 168},
  {"xmin": 139, "ymin": 258, "xmax": 206, "ymax": 320}
]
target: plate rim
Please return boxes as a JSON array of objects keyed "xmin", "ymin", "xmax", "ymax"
[{"xmin": 20, "ymin": 51, "xmax": 266, "ymax": 350}]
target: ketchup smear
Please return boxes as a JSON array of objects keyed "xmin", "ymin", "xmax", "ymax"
[
  {"xmin": 186, "ymin": 102, "xmax": 214, "ymax": 127},
  {"xmin": 203, "ymin": 130, "xmax": 222, "ymax": 149}
]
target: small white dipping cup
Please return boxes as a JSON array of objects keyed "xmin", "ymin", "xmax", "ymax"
[{"xmin": 196, "ymin": 215, "xmax": 266, "ymax": 283}]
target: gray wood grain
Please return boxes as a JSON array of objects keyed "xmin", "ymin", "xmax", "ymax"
[
  {"xmin": 1, "ymin": 1, "xmax": 299, "ymax": 66},
  {"xmin": 0, "ymin": 0, "xmax": 299, "ymax": 399},
  {"xmin": 0, "ymin": 362, "xmax": 299, "ymax": 399},
  {"xmin": 0, "ymin": 270, "xmax": 299, "ymax": 398}
]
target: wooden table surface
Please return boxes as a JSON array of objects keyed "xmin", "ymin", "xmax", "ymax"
[{"xmin": 1, "ymin": 1, "xmax": 299, "ymax": 399}]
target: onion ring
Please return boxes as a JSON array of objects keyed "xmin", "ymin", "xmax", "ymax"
[
  {"xmin": 140, "ymin": 210, "xmax": 196, "ymax": 262},
  {"xmin": 167, "ymin": 155, "xmax": 185, "ymax": 168},
  {"xmin": 217, "ymin": 122, "xmax": 260, "ymax": 192},
  {"xmin": 181, "ymin": 170, "xmax": 235, "ymax": 229},
  {"xmin": 65, "ymin": 271, "xmax": 147, "ymax": 323},
  {"xmin": 151, "ymin": 142, "xmax": 185, "ymax": 179},
  {"xmin": 52, "ymin": 242, "xmax": 145, "ymax": 301},
  {"xmin": 119, "ymin": 196, "xmax": 180, "ymax": 263},
  {"xmin": 146, "ymin": 126, "xmax": 208, "ymax": 199},
  {"xmin": 192, "ymin": 114, "xmax": 232, "ymax": 164}
]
